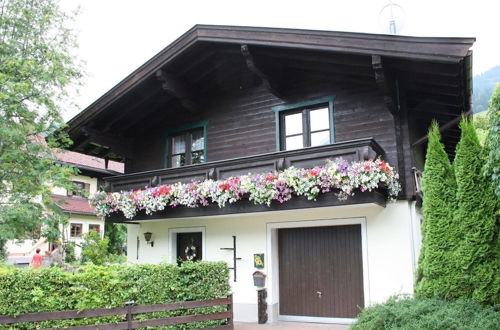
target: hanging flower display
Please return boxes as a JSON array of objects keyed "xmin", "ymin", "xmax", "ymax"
[{"xmin": 90, "ymin": 158, "xmax": 401, "ymax": 219}]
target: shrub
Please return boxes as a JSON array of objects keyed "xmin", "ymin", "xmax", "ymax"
[
  {"xmin": 63, "ymin": 241, "xmax": 77, "ymax": 264},
  {"xmin": 80, "ymin": 230, "xmax": 109, "ymax": 265},
  {"xmin": 352, "ymin": 296, "xmax": 500, "ymax": 330},
  {"xmin": 0, "ymin": 261, "xmax": 230, "ymax": 329},
  {"xmin": 104, "ymin": 222, "xmax": 127, "ymax": 255}
]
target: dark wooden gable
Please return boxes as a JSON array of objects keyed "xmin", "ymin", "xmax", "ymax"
[{"xmin": 65, "ymin": 25, "xmax": 474, "ymax": 199}]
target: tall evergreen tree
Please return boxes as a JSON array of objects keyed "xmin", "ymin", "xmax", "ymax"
[
  {"xmin": 453, "ymin": 118, "xmax": 499, "ymax": 305},
  {"xmin": 416, "ymin": 122, "xmax": 458, "ymax": 298},
  {"xmin": 484, "ymin": 84, "xmax": 500, "ymax": 196}
]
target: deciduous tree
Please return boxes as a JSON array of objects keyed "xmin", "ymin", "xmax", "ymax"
[{"xmin": 0, "ymin": 0, "xmax": 81, "ymax": 258}]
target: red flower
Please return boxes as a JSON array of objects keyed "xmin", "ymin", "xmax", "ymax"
[
  {"xmin": 219, "ymin": 183, "xmax": 231, "ymax": 191},
  {"xmin": 309, "ymin": 169, "xmax": 319, "ymax": 177},
  {"xmin": 265, "ymin": 174, "xmax": 275, "ymax": 182},
  {"xmin": 364, "ymin": 165, "xmax": 371, "ymax": 171},
  {"xmin": 152, "ymin": 186, "xmax": 171, "ymax": 197},
  {"xmin": 378, "ymin": 161, "xmax": 390, "ymax": 172}
]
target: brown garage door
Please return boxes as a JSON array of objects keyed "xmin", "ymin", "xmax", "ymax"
[{"xmin": 279, "ymin": 225, "xmax": 364, "ymax": 318}]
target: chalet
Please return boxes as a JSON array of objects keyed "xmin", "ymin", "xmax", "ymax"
[
  {"xmin": 6, "ymin": 149, "xmax": 123, "ymax": 265},
  {"xmin": 65, "ymin": 25, "xmax": 474, "ymax": 324}
]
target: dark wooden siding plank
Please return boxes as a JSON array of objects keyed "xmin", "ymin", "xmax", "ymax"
[{"xmin": 128, "ymin": 79, "xmax": 406, "ymax": 194}]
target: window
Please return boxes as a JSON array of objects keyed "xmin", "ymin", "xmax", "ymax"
[
  {"xmin": 89, "ymin": 224, "xmax": 101, "ymax": 233},
  {"xmin": 164, "ymin": 121, "xmax": 208, "ymax": 168},
  {"xmin": 274, "ymin": 96, "xmax": 335, "ymax": 151},
  {"xmin": 67, "ymin": 181, "xmax": 90, "ymax": 198},
  {"xmin": 70, "ymin": 223, "xmax": 83, "ymax": 238},
  {"xmin": 170, "ymin": 128, "xmax": 205, "ymax": 168}
]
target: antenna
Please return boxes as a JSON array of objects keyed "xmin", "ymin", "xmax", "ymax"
[{"xmin": 378, "ymin": 1, "xmax": 406, "ymax": 35}]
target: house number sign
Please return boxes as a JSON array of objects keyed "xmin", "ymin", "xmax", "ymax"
[{"xmin": 254, "ymin": 254, "xmax": 264, "ymax": 269}]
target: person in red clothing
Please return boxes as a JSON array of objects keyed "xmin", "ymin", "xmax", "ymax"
[{"xmin": 31, "ymin": 248, "xmax": 43, "ymax": 269}]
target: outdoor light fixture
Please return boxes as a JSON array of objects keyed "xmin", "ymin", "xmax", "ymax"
[{"xmin": 144, "ymin": 232, "xmax": 154, "ymax": 247}]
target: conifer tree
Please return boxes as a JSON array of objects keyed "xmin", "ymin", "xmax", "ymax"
[
  {"xmin": 453, "ymin": 118, "xmax": 499, "ymax": 305},
  {"xmin": 416, "ymin": 122, "xmax": 458, "ymax": 298},
  {"xmin": 484, "ymin": 84, "xmax": 500, "ymax": 196}
]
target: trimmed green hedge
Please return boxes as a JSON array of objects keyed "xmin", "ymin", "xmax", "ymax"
[
  {"xmin": 0, "ymin": 262, "xmax": 230, "ymax": 329},
  {"xmin": 352, "ymin": 295, "xmax": 500, "ymax": 330}
]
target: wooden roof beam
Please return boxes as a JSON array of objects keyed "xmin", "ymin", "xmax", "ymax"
[
  {"xmin": 103, "ymin": 87, "xmax": 165, "ymax": 132},
  {"xmin": 411, "ymin": 109, "xmax": 472, "ymax": 148},
  {"xmin": 155, "ymin": 69, "xmax": 198, "ymax": 113},
  {"xmin": 389, "ymin": 60, "xmax": 460, "ymax": 77},
  {"xmin": 248, "ymin": 48, "xmax": 372, "ymax": 68},
  {"xmin": 241, "ymin": 44, "xmax": 284, "ymax": 98},
  {"xmin": 372, "ymin": 55, "xmax": 399, "ymax": 114},
  {"xmin": 81, "ymin": 127, "xmax": 134, "ymax": 159}
]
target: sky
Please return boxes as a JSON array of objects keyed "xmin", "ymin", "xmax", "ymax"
[{"xmin": 60, "ymin": 0, "xmax": 500, "ymax": 121}]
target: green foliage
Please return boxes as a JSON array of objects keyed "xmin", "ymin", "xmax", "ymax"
[
  {"xmin": 0, "ymin": 239, "xmax": 6, "ymax": 261},
  {"xmin": 473, "ymin": 111, "xmax": 490, "ymax": 145},
  {"xmin": 0, "ymin": 0, "xmax": 81, "ymax": 245},
  {"xmin": 352, "ymin": 295, "xmax": 500, "ymax": 330},
  {"xmin": 80, "ymin": 230, "xmax": 109, "ymax": 265},
  {"xmin": 417, "ymin": 122, "xmax": 458, "ymax": 298},
  {"xmin": 63, "ymin": 241, "xmax": 76, "ymax": 264},
  {"xmin": 484, "ymin": 83, "xmax": 500, "ymax": 196},
  {"xmin": 105, "ymin": 223, "xmax": 127, "ymax": 255},
  {"xmin": 0, "ymin": 262, "xmax": 230, "ymax": 329},
  {"xmin": 453, "ymin": 118, "xmax": 499, "ymax": 305}
]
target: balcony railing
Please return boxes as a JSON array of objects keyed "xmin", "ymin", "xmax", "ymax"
[{"xmin": 104, "ymin": 138, "xmax": 385, "ymax": 193}]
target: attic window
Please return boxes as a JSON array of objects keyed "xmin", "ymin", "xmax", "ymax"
[{"xmin": 273, "ymin": 96, "xmax": 335, "ymax": 151}]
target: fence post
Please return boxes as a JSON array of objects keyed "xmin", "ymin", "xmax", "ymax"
[
  {"xmin": 125, "ymin": 301, "xmax": 134, "ymax": 330},
  {"xmin": 227, "ymin": 294, "xmax": 233, "ymax": 327}
]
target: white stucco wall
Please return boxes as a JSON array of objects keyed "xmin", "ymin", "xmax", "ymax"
[
  {"xmin": 51, "ymin": 174, "xmax": 99, "ymax": 196},
  {"xmin": 64, "ymin": 215, "xmax": 105, "ymax": 256},
  {"xmin": 126, "ymin": 200, "xmax": 420, "ymax": 323}
]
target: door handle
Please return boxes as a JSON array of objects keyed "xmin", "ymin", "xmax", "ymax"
[{"xmin": 316, "ymin": 291, "xmax": 322, "ymax": 298}]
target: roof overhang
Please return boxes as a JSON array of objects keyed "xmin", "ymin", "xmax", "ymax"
[{"xmin": 67, "ymin": 25, "xmax": 475, "ymax": 135}]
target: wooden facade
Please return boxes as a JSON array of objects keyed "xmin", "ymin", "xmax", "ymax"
[{"xmin": 65, "ymin": 25, "xmax": 474, "ymax": 220}]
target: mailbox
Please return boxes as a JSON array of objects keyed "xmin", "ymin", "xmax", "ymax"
[{"xmin": 253, "ymin": 271, "xmax": 266, "ymax": 287}]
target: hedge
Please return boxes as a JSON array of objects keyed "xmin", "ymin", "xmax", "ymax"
[
  {"xmin": 352, "ymin": 295, "xmax": 500, "ymax": 330},
  {"xmin": 0, "ymin": 261, "xmax": 230, "ymax": 329}
]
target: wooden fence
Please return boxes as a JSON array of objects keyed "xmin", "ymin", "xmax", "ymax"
[{"xmin": 0, "ymin": 295, "xmax": 233, "ymax": 329}]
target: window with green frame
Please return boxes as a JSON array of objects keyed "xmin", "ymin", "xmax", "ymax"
[
  {"xmin": 273, "ymin": 96, "xmax": 335, "ymax": 151},
  {"xmin": 164, "ymin": 121, "xmax": 208, "ymax": 168}
]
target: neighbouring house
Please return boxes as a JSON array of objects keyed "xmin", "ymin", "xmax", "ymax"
[
  {"xmin": 64, "ymin": 26, "xmax": 474, "ymax": 324},
  {"xmin": 5, "ymin": 150, "xmax": 123, "ymax": 266}
]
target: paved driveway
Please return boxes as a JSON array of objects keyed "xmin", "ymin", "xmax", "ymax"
[{"xmin": 235, "ymin": 322, "xmax": 350, "ymax": 329}]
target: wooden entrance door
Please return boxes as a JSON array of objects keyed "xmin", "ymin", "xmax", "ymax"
[
  {"xmin": 278, "ymin": 225, "xmax": 364, "ymax": 318},
  {"xmin": 176, "ymin": 232, "xmax": 202, "ymax": 263}
]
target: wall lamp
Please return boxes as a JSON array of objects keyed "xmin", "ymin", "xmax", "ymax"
[{"xmin": 144, "ymin": 232, "xmax": 154, "ymax": 247}]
